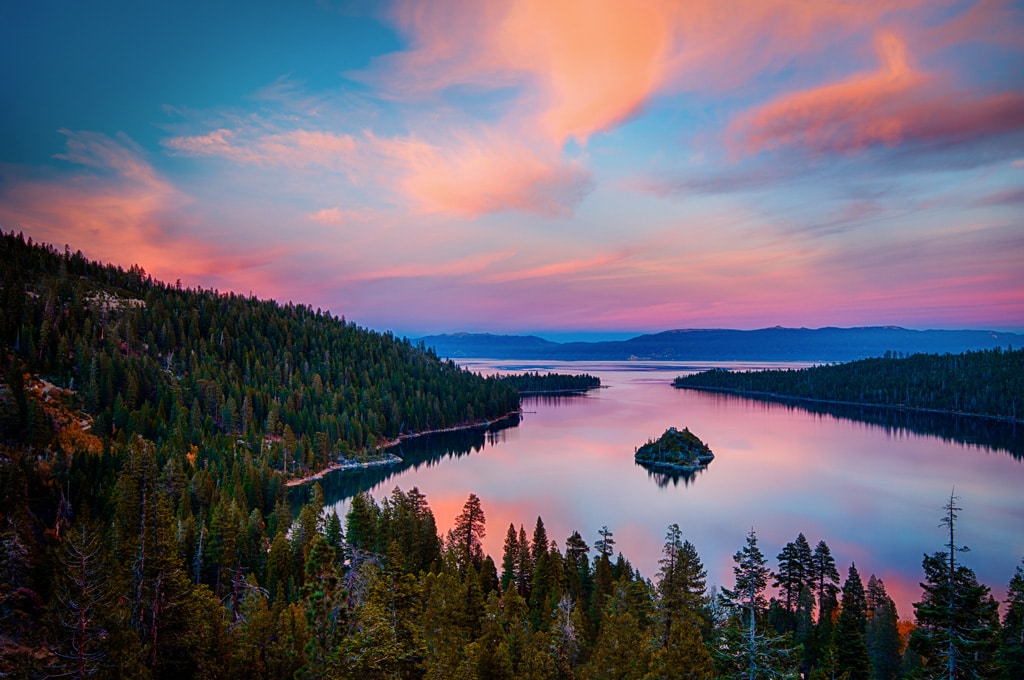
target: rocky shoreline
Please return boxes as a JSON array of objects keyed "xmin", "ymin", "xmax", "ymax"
[
  {"xmin": 284, "ymin": 409, "xmax": 522, "ymax": 487},
  {"xmin": 634, "ymin": 426, "xmax": 714, "ymax": 473}
]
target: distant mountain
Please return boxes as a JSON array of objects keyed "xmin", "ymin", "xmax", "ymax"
[
  {"xmin": 417, "ymin": 326, "xmax": 1022, "ymax": 362},
  {"xmin": 416, "ymin": 332, "xmax": 559, "ymax": 358}
]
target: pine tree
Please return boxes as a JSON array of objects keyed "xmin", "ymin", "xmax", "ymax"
[
  {"xmin": 582, "ymin": 580, "xmax": 652, "ymax": 679},
  {"xmin": 595, "ymin": 525, "xmax": 616, "ymax": 559},
  {"xmin": 52, "ymin": 521, "xmax": 113, "ymax": 679},
  {"xmin": 501, "ymin": 523, "xmax": 520, "ymax": 592},
  {"xmin": 833, "ymin": 563, "xmax": 871, "ymax": 680},
  {"xmin": 656, "ymin": 524, "xmax": 708, "ymax": 647},
  {"xmin": 910, "ymin": 492, "xmax": 1000, "ymax": 679},
  {"xmin": 333, "ymin": 541, "xmax": 425, "ymax": 679},
  {"xmin": 532, "ymin": 516, "xmax": 549, "ymax": 564},
  {"xmin": 774, "ymin": 533, "xmax": 812, "ymax": 618},
  {"xmin": 448, "ymin": 493, "xmax": 486, "ymax": 576},
  {"xmin": 717, "ymin": 528, "xmax": 797, "ymax": 680},
  {"xmin": 996, "ymin": 559, "xmax": 1024, "ymax": 680},
  {"xmin": 301, "ymin": 534, "xmax": 349, "ymax": 676},
  {"xmin": 516, "ymin": 525, "xmax": 532, "ymax": 598},
  {"xmin": 564, "ymin": 529, "xmax": 591, "ymax": 606},
  {"xmin": 810, "ymin": 540, "xmax": 841, "ymax": 620},
  {"xmin": 345, "ymin": 491, "xmax": 380, "ymax": 554},
  {"xmin": 865, "ymin": 577, "xmax": 902, "ymax": 680}
]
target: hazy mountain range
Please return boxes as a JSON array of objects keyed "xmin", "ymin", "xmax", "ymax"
[{"xmin": 417, "ymin": 327, "xmax": 1022, "ymax": 362}]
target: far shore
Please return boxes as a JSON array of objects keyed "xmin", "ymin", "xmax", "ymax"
[
  {"xmin": 284, "ymin": 409, "xmax": 522, "ymax": 488},
  {"xmin": 518, "ymin": 386, "xmax": 603, "ymax": 396},
  {"xmin": 673, "ymin": 384, "xmax": 1024, "ymax": 424}
]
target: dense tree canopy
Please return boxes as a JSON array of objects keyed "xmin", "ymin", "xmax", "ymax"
[{"xmin": 674, "ymin": 349, "xmax": 1024, "ymax": 422}]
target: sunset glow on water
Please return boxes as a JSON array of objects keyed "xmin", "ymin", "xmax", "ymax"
[{"xmin": 322, "ymin": 361, "xmax": 1024, "ymax": 619}]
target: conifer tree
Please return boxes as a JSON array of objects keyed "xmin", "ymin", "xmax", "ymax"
[
  {"xmin": 532, "ymin": 516, "xmax": 549, "ymax": 564},
  {"xmin": 810, "ymin": 539, "xmax": 841, "ymax": 619},
  {"xmin": 865, "ymin": 576, "xmax": 902, "ymax": 680},
  {"xmin": 564, "ymin": 529, "xmax": 591, "ymax": 605},
  {"xmin": 833, "ymin": 563, "xmax": 871, "ymax": 680},
  {"xmin": 595, "ymin": 525, "xmax": 615, "ymax": 559},
  {"xmin": 517, "ymin": 525, "xmax": 532, "ymax": 598},
  {"xmin": 774, "ymin": 533, "xmax": 812, "ymax": 618},
  {"xmin": 52, "ymin": 521, "xmax": 113, "ymax": 680},
  {"xmin": 582, "ymin": 580, "xmax": 653, "ymax": 679},
  {"xmin": 910, "ymin": 492, "xmax": 1000, "ymax": 679},
  {"xmin": 656, "ymin": 524, "xmax": 709, "ymax": 646},
  {"xmin": 501, "ymin": 523, "xmax": 520, "ymax": 591},
  {"xmin": 449, "ymin": 493, "xmax": 486, "ymax": 576},
  {"xmin": 996, "ymin": 559, "xmax": 1024, "ymax": 680},
  {"xmin": 717, "ymin": 528, "xmax": 798, "ymax": 680}
]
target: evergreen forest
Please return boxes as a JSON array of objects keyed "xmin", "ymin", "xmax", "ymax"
[
  {"xmin": 497, "ymin": 372, "xmax": 601, "ymax": 395},
  {"xmin": 673, "ymin": 350, "xmax": 1024, "ymax": 422},
  {"xmin": 2, "ymin": 232, "xmax": 1023, "ymax": 678}
]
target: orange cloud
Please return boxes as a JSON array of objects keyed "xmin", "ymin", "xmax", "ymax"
[
  {"xmin": 731, "ymin": 32, "xmax": 923, "ymax": 154},
  {"xmin": 374, "ymin": 130, "xmax": 594, "ymax": 217},
  {"xmin": 731, "ymin": 31, "xmax": 1024, "ymax": 155},
  {"xmin": 372, "ymin": 0, "xmax": 932, "ymax": 145}
]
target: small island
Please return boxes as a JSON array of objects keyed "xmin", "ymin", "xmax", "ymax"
[{"xmin": 635, "ymin": 426, "xmax": 715, "ymax": 471}]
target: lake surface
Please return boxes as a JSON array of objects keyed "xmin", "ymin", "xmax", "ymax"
[{"xmin": 318, "ymin": 360, "xmax": 1024, "ymax": 617}]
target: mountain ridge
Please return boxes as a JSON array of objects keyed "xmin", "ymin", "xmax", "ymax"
[{"xmin": 417, "ymin": 326, "xmax": 1021, "ymax": 362}]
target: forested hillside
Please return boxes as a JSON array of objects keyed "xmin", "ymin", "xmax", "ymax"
[
  {"xmin": 673, "ymin": 349, "xmax": 1024, "ymax": 422},
  {"xmin": 0, "ymin": 232, "xmax": 515, "ymax": 675},
  {"xmin": 0, "ymin": 231, "xmax": 519, "ymax": 462}
]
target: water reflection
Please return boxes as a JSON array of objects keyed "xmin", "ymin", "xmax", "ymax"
[
  {"xmin": 690, "ymin": 390, "xmax": 1024, "ymax": 459},
  {"xmin": 637, "ymin": 461, "xmax": 707, "ymax": 488},
  {"xmin": 293, "ymin": 415, "xmax": 521, "ymax": 505},
  {"xmin": 312, "ymin": 361, "xmax": 1023, "ymax": 619}
]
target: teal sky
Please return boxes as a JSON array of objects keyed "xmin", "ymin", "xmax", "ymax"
[{"xmin": 2, "ymin": 1, "xmax": 1022, "ymax": 339}]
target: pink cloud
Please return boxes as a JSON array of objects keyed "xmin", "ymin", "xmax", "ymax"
[
  {"xmin": 0, "ymin": 131, "xmax": 291, "ymax": 294},
  {"xmin": 482, "ymin": 252, "xmax": 630, "ymax": 284},
  {"xmin": 165, "ymin": 128, "xmax": 357, "ymax": 172},
  {"xmin": 374, "ymin": 130, "xmax": 594, "ymax": 217},
  {"xmin": 166, "ymin": 119, "xmax": 593, "ymax": 218},
  {"xmin": 307, "ymin": 206, "xmax": 365, "ymax": 225},
  {"xmin": 731, "ymin": 31, "xmax": 1024, "ymax": 155},
  {"xmin": 370, "ymin": 0, "xmax": 938, "ymax": 145},
  {"xmin": 347, "ymin": 249, "xmax": 517, "ymax": 282}
]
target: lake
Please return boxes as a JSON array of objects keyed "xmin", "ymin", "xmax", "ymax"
[{"xmin": 318, "ymin": 360, "xmax": 1024, "ymax": 618}]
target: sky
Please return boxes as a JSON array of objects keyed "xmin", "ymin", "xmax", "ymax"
[{"xmin": 2, "ymin": 0, "xmax": 1023, "ymax": 339}]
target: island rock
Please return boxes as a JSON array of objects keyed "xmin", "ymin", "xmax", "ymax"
[{"xmin": 635, "ymin": 426, "xmax": 714, "ymax": 472}]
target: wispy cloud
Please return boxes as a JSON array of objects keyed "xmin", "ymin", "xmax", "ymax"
[{"xmin": 165, "ymin": 128, "xmax": 358, "ymax": 172}]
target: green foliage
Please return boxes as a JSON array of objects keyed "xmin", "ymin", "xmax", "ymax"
[
  {"xmin": 910, "ymin": 495, "xmax": 1001, "ymax": 679},
  {"xmin": 635, "ymin": 426, "xmax": 714, "ymax": 470},
  {"xmin": 833, "ymin": 563, "xmax": 871, "ymax": 680},
  {"xmin": 496, "ymin": 371, "xmax": 600, "ymax": 394},
  {"xmin": 675, "ymin": 348, "xmax": 1024, "ymax": 421},
  {"xmin": 996, "ymin": 560, "xmax": 1024, "ymax": 679}
]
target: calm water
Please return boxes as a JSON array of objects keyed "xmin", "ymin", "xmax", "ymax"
[{"xmin": 318, "ymin": 360, "xmax": 1024, "ymax": 617}]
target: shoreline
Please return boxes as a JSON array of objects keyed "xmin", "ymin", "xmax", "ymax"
[
  {"xmin": 284, "ymin": 409, "xmax": 522, "ymax": 487},
  {"xmin": 673, "ymin": 385, "xmax": 1024, "ymax": 424},
  {"xmin": 518, "ymin": 386, "xmax": 602, "ymax": 396}
]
